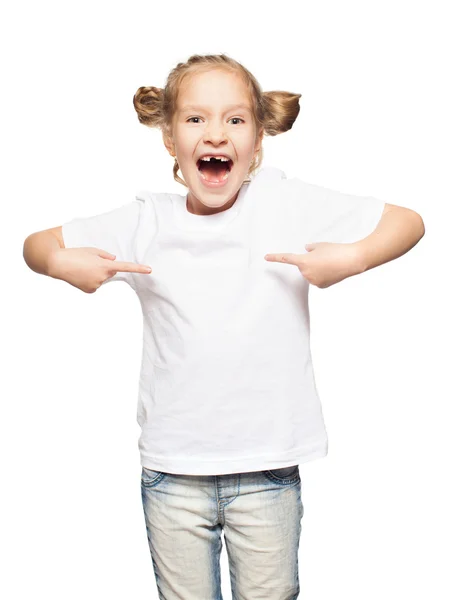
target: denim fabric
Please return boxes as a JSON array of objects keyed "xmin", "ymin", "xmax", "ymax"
[{"xmin": 141, "ymin": 465, "xmax": 304, "ymax": 599}]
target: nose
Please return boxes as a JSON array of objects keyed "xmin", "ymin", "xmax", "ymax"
[{"xmin": 203, "ymin": 119, "xmax": 228, "ymax": 145}]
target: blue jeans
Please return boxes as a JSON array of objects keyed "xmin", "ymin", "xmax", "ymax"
[{"xmin": 141, "ymin": 465, "xmax": 304, "ymax": 599}]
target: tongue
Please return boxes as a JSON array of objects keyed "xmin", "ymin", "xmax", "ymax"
[{"xmin": 199, "ymin": 161, "xmax": 229, "ymax": 182}]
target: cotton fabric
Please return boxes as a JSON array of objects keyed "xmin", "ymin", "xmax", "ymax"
[{"xmin": 62, "ymin": 166, "xmax": 385, "ymax": 475}]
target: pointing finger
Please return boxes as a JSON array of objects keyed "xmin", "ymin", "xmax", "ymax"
[
  {"xmin": 110, "ymin": 260, "xmax": 152, "ymax": 274},
  {"xmin": 264, "ymin": 253, "xmax": 300, "ymax": 265}
]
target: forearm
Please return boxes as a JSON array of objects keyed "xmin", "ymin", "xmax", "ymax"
[
  {"xmin": 23, "ymin": 231, "xmax": 61, "ymax": 276},
  {"xmin": 352, "ymin": 208, "xmax": 425, "ymax": 273}
]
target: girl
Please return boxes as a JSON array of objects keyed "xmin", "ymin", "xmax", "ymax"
[{"xmin": 23, "ymin": 53, "xmax": 424, "ymax": 600}]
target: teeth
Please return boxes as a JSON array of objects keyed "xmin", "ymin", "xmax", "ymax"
[{"xmin": 200, "ymin": 156, "xmax": 230, "ymax": 162}]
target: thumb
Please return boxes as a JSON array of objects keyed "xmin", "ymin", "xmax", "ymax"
[
  {"xmin": 98, "ymin": 250, "xmax": 116, "ymax": 260},
  {"xmin": 305, "ymin": 243, "xmax": 315, "ymax": 251}
]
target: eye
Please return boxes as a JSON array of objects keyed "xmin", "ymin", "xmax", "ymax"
[{"xmin": 186, "ymin": 117, "xmax": 245, "ymax": 124}]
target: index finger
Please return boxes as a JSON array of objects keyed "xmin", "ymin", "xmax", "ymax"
[
  {"xmin": 264, "ymin": 253, "xmax": 300, "ymax": 265},
  {"xmin": 110, "ymin": 260, "xmax": 152, "ymax": 274}
]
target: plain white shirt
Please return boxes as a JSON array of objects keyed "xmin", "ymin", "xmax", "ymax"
[{"xmin": 62, "ymin": 166, "xmax": 385, "ymax": 475}]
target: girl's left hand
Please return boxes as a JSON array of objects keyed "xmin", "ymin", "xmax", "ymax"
[{"xmin": 264, "ymin": 242, "xmax": 362, "ymax": 289}]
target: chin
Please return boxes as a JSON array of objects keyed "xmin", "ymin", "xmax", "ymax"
[{"xmin": 186, "ymin": 181, "xmax": 239, "ymax": 215}]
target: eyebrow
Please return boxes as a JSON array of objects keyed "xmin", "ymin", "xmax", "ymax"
[{"xmin": 180, "ymin": 103, "xmax": 252, "ymax": 114}]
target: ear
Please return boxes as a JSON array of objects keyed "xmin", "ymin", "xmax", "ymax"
[
  {"xmin": 163, "ymin": 133, "xmax": 176, "ymax": 157},
  {"xmin": 254, "ymin": 127, "xmax": 264, "ymax": 156}
]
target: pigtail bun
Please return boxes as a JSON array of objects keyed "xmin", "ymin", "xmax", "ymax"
[
  {"xmin": 133, "ymin": 86, "xmax": 165, "ymax": 128},
  {"xmin": 262, "ymin": 91, "xmax": 302, "ymax": 136}
]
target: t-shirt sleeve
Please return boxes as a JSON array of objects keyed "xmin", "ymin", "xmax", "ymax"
[
  {"xmin": 293, "ymin": 178, "xmax": 386, "ymax": 245},
  {"xmin": 61, "ymin": 198, "xmax": 144, "ymax": 285}
]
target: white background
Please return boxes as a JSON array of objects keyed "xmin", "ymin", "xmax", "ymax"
[{"xmin": 4, "ymin": 0, "xmax": 449, "ymax": 598}]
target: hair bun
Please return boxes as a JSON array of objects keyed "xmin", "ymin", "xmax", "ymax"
[{"xmin": 133, "ymin": 86, "xmax": 164, "ymax": 127}]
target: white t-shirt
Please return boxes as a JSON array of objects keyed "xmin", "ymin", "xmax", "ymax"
[{"xmin": 62, "ymin": 166, "xmax": 385, "ymax": 475}]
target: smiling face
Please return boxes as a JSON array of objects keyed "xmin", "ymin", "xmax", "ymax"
[{"xmin": 164, "ymin": 69, "xmax": 263, "ymax": 215}]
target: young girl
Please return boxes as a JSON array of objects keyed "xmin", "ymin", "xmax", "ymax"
[{"xmin": 23, "ymin": 53, "xmax": 424, "ymax": 600}]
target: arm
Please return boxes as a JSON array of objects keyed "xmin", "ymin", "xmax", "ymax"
[
  {"xmin": 264, "ymin": 203, "xmax": 426, "ymax": 289},
  {"xmin": 23, "ymin": 228, "xmax": 64, "ymax": 277},
  {"xmin": 351, "ymin": 204, "xmax": 425, "ymax": 274}
]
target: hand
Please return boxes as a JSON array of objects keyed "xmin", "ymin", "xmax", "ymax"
[
  {"xmin": 48, "ymin": 247, "xmax": 152, "ymax": 293},
  {"xmin": 264, "ymin": 242, "xmax": 362, "ymax": 288}
]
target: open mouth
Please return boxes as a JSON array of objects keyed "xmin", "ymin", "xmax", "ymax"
[{"xmin": 196, "ymin": 156, "xmax": 233, "ymax": 183}]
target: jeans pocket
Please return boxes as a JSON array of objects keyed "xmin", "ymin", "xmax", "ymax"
[
  {"xmin": 141, "ymin": 466, "xmax": 166, "ymax": 488},
  {"xmin": 264, "ymin": 465, "xmax": 300, "ymax": 483}
]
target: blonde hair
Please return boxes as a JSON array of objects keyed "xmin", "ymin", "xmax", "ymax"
[{"xmin": 133, "ymin": 53, "xmax": 302, "ymax": 187}]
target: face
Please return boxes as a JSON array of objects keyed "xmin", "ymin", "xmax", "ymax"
[{"xmin": 164, "ymin": 69, "xmax": 263, "ymax": 215}]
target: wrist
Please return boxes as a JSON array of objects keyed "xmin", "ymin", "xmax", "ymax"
[
  {"xmin": 348, "ymin": 242, "xmax": 367, "ymax": 275},
  {"xmin": 46, "ymin": 247, "xmax": 66, "ymax": 279}
]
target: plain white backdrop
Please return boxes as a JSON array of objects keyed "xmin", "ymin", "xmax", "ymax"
[{"xmin": 3, "ymin": 0, "xmax": 449, "ymax": 598}]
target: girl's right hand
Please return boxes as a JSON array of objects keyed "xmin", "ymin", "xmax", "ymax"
[{"xmin": 47, "ymin": 247, "xmax": 152, "ymax": 293}]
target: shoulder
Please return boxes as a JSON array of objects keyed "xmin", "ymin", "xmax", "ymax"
[
  {"xmin": 253, "ymin": 166, "xmax": 312, "ymax": 198},
  {"xmin": 134, "ymin": 189, "xmax": 169, "ymax": 214},
  {"xmin": 135, "ymin": 189, "xmax": 182, "ymax": 207}
]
